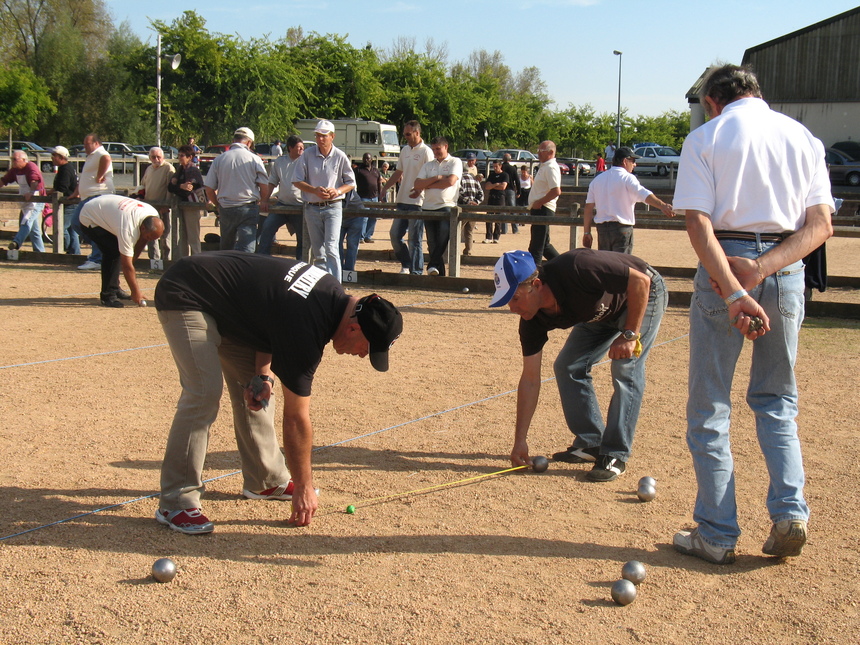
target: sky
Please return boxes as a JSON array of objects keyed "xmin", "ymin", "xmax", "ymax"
[{"xmin": 107, "ymin": 0, "xmax": 860, "ymax": 118}]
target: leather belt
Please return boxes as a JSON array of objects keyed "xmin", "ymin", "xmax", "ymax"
[
  {"xmin": 714, "ymin": 230, "xmax": 791, "ymax": 242},
  {"xmin": 307, "ymin": 200, "xmax": 339, "ymax": 207}
]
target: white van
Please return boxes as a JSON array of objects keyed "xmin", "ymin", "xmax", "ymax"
[{"xmin": 294, "ymin": 119, "xmax": 400, "ymax": 165}]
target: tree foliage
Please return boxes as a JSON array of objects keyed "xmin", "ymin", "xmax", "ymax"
[
  {"xmin": 0, "ymin": 7, "xmax": 691, "ymax": 154},
  {"xmin": 0, "ymin": 62, "xmax": 56, "ymax": 137}
]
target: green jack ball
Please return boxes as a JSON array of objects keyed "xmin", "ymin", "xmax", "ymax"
[{"xmin": 346, "ymin": 505, "xmax": 356, "ymax": 514}]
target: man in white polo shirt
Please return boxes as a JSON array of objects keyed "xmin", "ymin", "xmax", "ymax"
[
  {"xmin": 410, "ymin": 136, "xmax": 462, "ymax": 277},
  {"xmin": 292, "ymin": 119, "xmax": 355, "ymax": 282},
  {"xmin": 79, "ymin": 194, "xmax": 164, "ymax": 307},
  {"xmin": 583, "ymin": 147, "xmax": 674, "ymax": 254},
  {"xmin": 671, "ymin": 64, "xmax": 834, "ymax": 565},
  {"xmin": 382, "ymin": 120, "xmax": 434, "ymax": 275}
]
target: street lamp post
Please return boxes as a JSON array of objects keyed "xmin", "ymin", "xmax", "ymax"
[
  {"xmin": 156, "ymin": 33, "xmax": 181, "ymax": 149},
  {"xmin": 613, "ymin": 50, "xmax": 622, "ymax": 149}
]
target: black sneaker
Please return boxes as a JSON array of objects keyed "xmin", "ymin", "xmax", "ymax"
[
  {"xmin": 8, "ymin": 241, "xmax": 19, "ymax": 250},
  {"xmin": 552, "ymin": 445, "xmax": 599, "ymax": 463},
  {"xmin": 100, "ymin": 298, "xmax": 124, "ymax": 308},
  {"xmin": 115, "ymin": 289, "xmax": 132, "ymax": 300},
  {"xmin": 587, "ymin": 455, "xmax": 626, "ymax": 482}
]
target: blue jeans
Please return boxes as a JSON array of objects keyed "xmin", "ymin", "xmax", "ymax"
[
  {"xmin": 423, "ymin": 207, "xmax": 451, "ymax": 276},
  {"xmin": 304, "ymin": 201, "xmax": 343, "ymax": 281},
  {"xmin": 71, "ymin": 196, "xmax": 102, "ymax": 262},
  {"xmin": 13, "ymin": 202, "xmax": 46, "ymax": 252},
  {"xmin": 554, "ymin": 270, "xmax": 667, "ymax": 461},
  {"xmin": 389, "ymin": 204, "xmax": 424, "ymax": 274},
  {"xmin": 257, "ymin": 207, "xmax": 303, "ymax": 259},
  {"xmin": 61, "ymin": 204, "xmax": 80, "ymax": 254},
  {"xmin": 361, "ymin": 197, "xmax": 378, "ymax": 240},
  {"xmin": 687, "ymin": 239, "xmax": 808, "ymax": 549},
  {"xmin": 502, "ymin": 189, "xmax": 518, "ymax": 233},
  {"xmin": 218, "ymin": 203, "xmax": 258, "ymax": 253},
  {"xmin": 340, "ymin": 211, "xmax": 365, "ymax": 271}
]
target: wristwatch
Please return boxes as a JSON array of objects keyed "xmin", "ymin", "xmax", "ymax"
[
  {"xmin": 622, "ymin": 330, "xmax": 640, "ymax": 341},
  {"xmin": 257, "ymin": 375, "xmax": 275, "ymax": 385}
]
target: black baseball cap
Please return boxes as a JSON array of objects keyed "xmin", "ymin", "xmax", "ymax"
[
  {"xmin": 355, "ymin": 294, "xmax": 403, "ymax": 372},
  {"xmin": 613, "ymin": 146, "xmax": 640, "ymax": 164}
]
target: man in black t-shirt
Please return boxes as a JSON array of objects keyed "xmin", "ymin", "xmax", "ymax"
[
  {"xmin": 489, "ymin": 249, "xmax": 667, "ymax": 482},
  {"xmin": 154, "ymin": 251, "xmax": 403, "ymax": 533},
  {"xmin": 484, "ymin": 160, "xmax": 508, "ymax": 243}
]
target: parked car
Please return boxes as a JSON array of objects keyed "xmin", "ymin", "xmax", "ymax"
[
  {"xmin": 487, "ymin": 149, "xmax": 538, "ymax": 172},
  {"xmin": 557, "ymin": 157, "xmax": 592, "ymax": 176},
  {"xmin": 133, "ymin": 145, "xmax": 179, "ymax": 158},
  {"xmin": 96, "ymin": 142, "xmax": 148, "ymax": 173},
  {"xmin": 825, "ymin": 147, "xmax": 860, "ymax": 186},
  {"xmin": 631, "ymin": 145, "xmax": 681, "ymax": 176},
  {"xmin": 556, "ymin": 161, "xmax": 569, "ymax": 175},
  {"xmin": 0, "ymin": 141, "xmax": 54, "ymax": 172},
  {"xmin": 452, "ymin": 148, "xmax": 492, "ymax": 175},
  {"xmin": 830, "ymin": 140, "xmax": 860, "ymax": 160}
]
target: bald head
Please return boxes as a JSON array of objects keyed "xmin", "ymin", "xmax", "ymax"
[
  {"xmin": 11, "ymin": 150, "xmax": 29, "ymax": 168},
  {"xmin": 537, "ymin": 141, "xmax": 556, "ymax": 161}
]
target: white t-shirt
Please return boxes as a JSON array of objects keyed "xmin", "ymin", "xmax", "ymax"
[
  {"xmin": 528, "ymin": 159, "xmax": 562, "ymax": 212},
  {"xmin": 79, "ymin": 195, "xmax": 158, "ymax": 257},
  {"xmin": 417, "ymin": 155, "xmax": 463, "ymax": 210},
  {"xmin": 585, "ymin": 166, "xmax": 653, "ymax": 225},
  {"xmin": 78, "ymin": 145, "xmax": 115, "ymax": 199},
  {"xmin": 396, "ymin": 141, "xmax": 434, "ymax": 206},
  {"xmin": 673, "ymin": 97, "xmax": 834, "ymax": 232}
]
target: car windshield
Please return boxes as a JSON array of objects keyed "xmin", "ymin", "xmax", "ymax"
[
  {"xmin": 656, "ymin": 147, "xmax": 680, "ymax": 156},
  {"xmin": 383, "ymin": 131, "xmax": 399, "ymax": 147}
]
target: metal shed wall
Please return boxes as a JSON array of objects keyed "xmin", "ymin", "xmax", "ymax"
[{"xmin": 742, "ymin": 7, "xmax": 860, "ymax": 103}]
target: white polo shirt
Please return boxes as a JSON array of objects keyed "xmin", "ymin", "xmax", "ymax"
[
  {"xmin": 396, "ymin": 141, "xmax": 434, "ymax": 206},
  {"xmin": 673, "ymin": 97, "xmax": 834, "ymax": 232},
  {"xmin": 528, "ymin": 158, "xmax": 562, "ymax": 212},
  {"xmin": 585, "ymin": 166, "xmax": 653, "ymax": 225},
  {"xmin": 79, "ymin": 195, "xmax": 158, "ymax": 257},
  {"xmin": 417, "ymin": 155, "xmax": 463, "ymax": 210}
]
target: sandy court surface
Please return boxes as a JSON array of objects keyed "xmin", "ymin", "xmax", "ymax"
[{"xmin": 0, "ymin": 230, "xmax": 859, "ymax": 643}]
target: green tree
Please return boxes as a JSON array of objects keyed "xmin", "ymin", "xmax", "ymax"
[{"xmin": 0, "ymin": 62, "xmax": 56, "ymax": 141}]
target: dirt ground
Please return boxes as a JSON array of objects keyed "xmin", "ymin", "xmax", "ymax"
[{"xmin": 0, "ymin": 224, "xmax": 859, "ymax": 644}]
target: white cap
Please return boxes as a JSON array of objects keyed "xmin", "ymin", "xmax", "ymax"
[
  {"xmin": 314, "ymin": 119, "xmax": 335, "ymax": 135},
  {"xmin": 234, "ymin": 127, "xmax": 255, "ymax": 142},
  {"xmin": 52, "ymin": 146, "xmax": 70, "ymax": 158}
]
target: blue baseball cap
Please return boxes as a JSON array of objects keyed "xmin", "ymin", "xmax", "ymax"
[{"xmin": 489, "ymin": 251, "xmax": 537, "ymax": 308}]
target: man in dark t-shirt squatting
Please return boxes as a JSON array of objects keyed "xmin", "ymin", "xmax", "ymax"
[
  {"xmin": 154, "ymin": 251, "xmax": 403, "ymax": 534},
  {"xmin": 489, "ymin": 249, "xmax": 667, "ymax": 482}
]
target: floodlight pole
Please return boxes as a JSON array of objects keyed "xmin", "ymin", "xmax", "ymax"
[
  {"xmin": 613, "ymin": 50, "xmax": 623, "ymax": 149},
  {"xmin": 156, "ymin": 33, "xmax": 181, "ymax": 149}
]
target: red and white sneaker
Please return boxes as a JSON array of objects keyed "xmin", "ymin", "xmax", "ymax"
[
  {"xmin": 155, "ymin": 508, "xmax": 214, "ymax": 535},
  {"xmin": 242, "ymin": 481, "xmax": 319, "ymax": 501}
]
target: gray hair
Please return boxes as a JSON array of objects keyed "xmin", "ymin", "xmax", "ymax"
[{"xmin": 701, "ymin": 64, "xmax": 762, "ymax": 105}]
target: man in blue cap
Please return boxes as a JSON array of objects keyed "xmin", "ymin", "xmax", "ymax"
[{"xmin": 490, "ymin": 249, "xmax": 667, "ymax": 481}]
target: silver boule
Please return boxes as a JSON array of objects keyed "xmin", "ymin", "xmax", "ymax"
[
  {"xmin": 611, "ymin": 578, "xmax": 637, "ymax": 605},
  {"xmin": 462, "ymin": 287, "xmax": 470, "ymax": 293},
  {"xmin": 531, "ymin": 455, "xmax": 549, "ymax": 473},
  {"xmin": 637, "ymin": 484, "xmax": 657, "ymax": 502},
  {"xmin": 621, "ymin": 560, "xmax": 647, "ymax": 585},
  {"xmin": 152, "ymin": 557, "xmax": 177, "ymax": 583},
  {"xmin": 638, "ymin": 476, "xmax": 656, "ymax": 488}
]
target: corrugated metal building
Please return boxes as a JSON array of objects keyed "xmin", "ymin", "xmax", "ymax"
[
  {"xmin": 686, "ymin": 7, "xmax": 860, "ymax": 145},
  {"xmin": 741, "ymin": 6, "xmax": 860, "ymax": 145}
]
